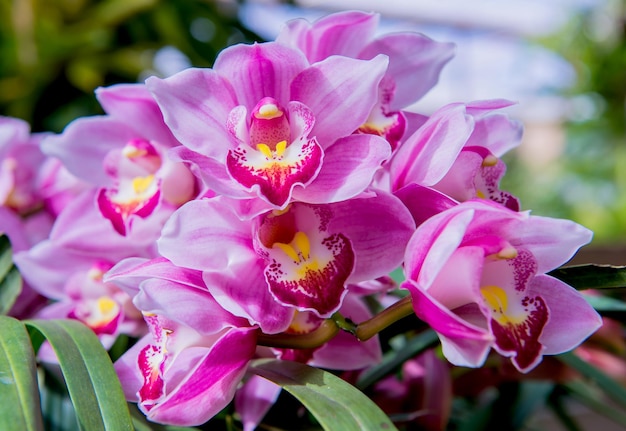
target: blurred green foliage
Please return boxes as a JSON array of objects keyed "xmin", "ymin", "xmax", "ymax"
[
  {"xmin": 502, "ymin": 0, "xmax": 626, "ymax": 244},
  {"xmin": 0, "ymin": 0, "xmax": 260, "ymax": 133}
]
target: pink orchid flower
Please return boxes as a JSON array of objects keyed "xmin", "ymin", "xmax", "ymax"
[
  {"xmin": 156, "ymin": 191, "xmax": 415, "ymax": 333},
  {"xmin": 42, "ymin": 84, "xmax": 197, "ymax": 235},
  {"xmin": 401, "ymin": 199, "xmax": 602, "ymax": 372},
  {"xmin": 106, "ymin": 257, "xmax": 258, "ymax": 426},
  {"xmin": 147, "ymin": 41, "xmax": 391, "ymax": 212},
  {"xmin": 276, "ymin": 10, "xmax": 455, "ymax": 150},
  {"xmin": 387, "ymin": 100, "xmax": 522, "ymax": 210}
]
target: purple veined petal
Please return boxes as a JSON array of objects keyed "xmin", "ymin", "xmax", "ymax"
[
  {"xmin": 42, "ymin": 116, "xmax": 137, "ymax": 186},
  {"xmin": 104, "ymin": 256, "xmax": 205, "ymax": 296},
  {"xmin": 257, "ymin": 203, "xmax": 355, "ymax": 317},
  {"xmin": 404, "ymin": 208, "xmax": 474, "ymax": 286},
  {"xmin": 144, "ymin": 327, "xmax": 258, "ymax": 426},
  {"xmin": 235, "ymin": 375, "xmax": 281, "ymax": 431},
  {"xmin": 158, "ymin": 197, "xmax": 255, "ymax": 271},
  {"xmin": 390, "ymin": 103, "xmax": 474, "ymax": 190},
  {"xmin": 394, "ymin": 183, "xmax": 459, "ymax": 227},
  {"xmin": 508, "ymin": 213, "xmax": 593, "ymax": 273},
  {"xmin": 292, "ymin": 134, "xmax": 391, "ymax": 204},
  {"xmin": 481, "ymin": 283, "xmax": 549, "ymax": 372},
  {"xmin": 310, "ymin": 294, "xmax": 382, "ymax": 370},
  {"xmin": 146, "ymin": 68, "xmax": 239, "ymax": 157},
  {"xmin": 532, "ymin": 274, "xmax": 602, "ymax": 355},
  {"xmin": 326, "ymin": 191, "xmax": 415, "ymax": 283},
  {"xmin": 277, "ymin": 11, "xmax": 379, "ymax": 63},
  {"xmin": 95, "ymin": 84, "xmax": 181, "ymax": 149},
  {"xmin": 359, "ymin": 33, "xmax": 456, "ymax": 111},
  {"xmin": 214, "ymin": 42, "xmax": 309, "ymax": 111},
  {"xmin": 134, "ymin": 278, "xmax": 248, "ymax": 334},
  {"xmin": 404, "ymin": 279, "xmax": 493, "ymax": 367},
  {"xmin": 226, "ymin": 136, "xmax": 323, "ymax": 208},
  {"xmin": 114, "ymin": 334, "xmax": 152, "ymax": 400},
  {"xmin": 466, "ymin": 113, "xmax": 523, "ymax": 157},
  {"xmin": 203, "ymin": 256, "xmax": 294, "ymax": 334},
  {"xmin": 291, "ymin": 54, "xmax": 389, "ymax": 147}
]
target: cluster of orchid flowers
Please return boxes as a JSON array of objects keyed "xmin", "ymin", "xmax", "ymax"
[{"xmin": 0, "ymin": 10, "xmax": 602, "ymax": 429}]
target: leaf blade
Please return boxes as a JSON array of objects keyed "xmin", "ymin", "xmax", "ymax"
[
  {"xmin": 0, "ymin": 234, "xmax": 23, "ymax": 315},
  {"xmin": 0, "ymin": 316, "xmax": 44, "ymax": 431},
  {"xmin": 25, "ymin": 319, "xmax": 134, "ymax": 431},
  {"xmin": 250, "ymin": 359, "xmax": 398, "ymax": 431},
  {"xmin": 549, "ymin": 264, "xmax": 626, "ymax": 290}
]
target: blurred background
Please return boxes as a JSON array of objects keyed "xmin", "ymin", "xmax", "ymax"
[{"xmin": 1, "ymin": 0, "xmax": 625, "ymax": 259}]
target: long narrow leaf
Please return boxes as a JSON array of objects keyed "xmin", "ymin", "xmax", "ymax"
[
  {"xmin": 549, "ymin": 264, "xmax": 626, "ymax": 290},
  {"xmin": 250, "ymin": 359, "xmax": 398, "ymax": 431},
  {"xmin": 0, "ymin": 234, "xmax": 22, "ymax": 315},
  {"xmin": 0, "ymin": 316, "xmax": 44, "ymax": 431},
  {"xmin": 25, "ymin": 319, "xmax": 133, "ymax": 431},
  {"xmin": 558, "ymin": 351, "xmax": 626, "ymax": 408}
]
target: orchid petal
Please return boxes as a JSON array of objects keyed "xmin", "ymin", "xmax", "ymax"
[
  {"xmin": 158, "ymin": 198, "xmax": 254, "ymax": 271},
  {"xmin": 146, "ymin": 68, "xmax": 238, "ymax": 157},
  {"xmin": 42, "ymin": 117, "xmax": 136, "ymax": 185},
  {"xmin": 292, "ymin": 134, "xmax": 390, "ymax": 204},
  {"xmin": 327, "ymin": 191, "xmax": 415, "ymax": 282},
  {"xmin": 291, "ymin": 55, "xmax": 388, "ymax": 147},
  {"xmin": 214, "ymin": 42, "xmax": 308, "ymax": 111},
  {"xmin": 134, "ymin": 278, "xmax": 247, "ymax": 334},
  {"xmin": 235, "ymin": 375, "xmax": 281, "ymax": 431},
  {"xmin": 533, "ymin": 275, "xmax": 602, "ymax": 355},
  {"xmin": 145, "ymin": 327, "xmax": 257, "ymax": 426},
  {"xmin": 277, "ymin": 11, "xmax": 379, "ymax": 63},
  {"xmin": 360, "ymin": 33, "xmax": 455, "ymax": 110},
  {"xmin": 203, "ymin": 259, "xmax": 294, "ymax": 335},
  {"xmin": 394, "ymin": 184, "xmax": 458, "ymax": 227},
  {"xmin": 391, "ymin": 103, "xmax": 474, "ymax": 190},
  {"xmin": 94, "ymin": 84, "xmax": 181, "ymax": 148},
  {"xmin": 404, "ymin": 280, "xmax": 492, "ymax": 367}
]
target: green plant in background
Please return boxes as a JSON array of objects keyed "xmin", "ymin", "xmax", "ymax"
[
  {"xmin": 0, "ymin": 0, "xmax": 259, "ymax": 133},
  {"xmin": 502, "ymin": 0, "xmax": 626, "ymax": 243}
]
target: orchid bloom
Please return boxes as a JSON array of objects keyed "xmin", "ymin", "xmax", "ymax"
[
  {"xmin": 402, "ymin": 199, "xmax": 602, "ymax": 372},
  {"xmin": 0, "ymin": 116, "xmax": 47, "ymax": 216},
  {"xmin": 42, "ymin": 84, "xmax": 197, "ymax": 235},
  {"xmin": 276, "ymin": 10, "xmax": 455, "ymax": 150},
  {"xmin": 147, "ymin": 41, "xmax": 391, "ymax": 213},
  {"xmin": 105, "ymin": 257, "xmax": 258, "ymax": 426},
  {"xmin": 157, "ymin": 191, "xmax": 415, "ymax": 333},
  {"xmin": 387, "ymin": 100, "xmax": 522, "ymax": 211}
]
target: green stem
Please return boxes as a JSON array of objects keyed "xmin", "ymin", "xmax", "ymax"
[
  {"xmin": 256, "ymin": 296, "xmax": 416, "ymax": 348},
  {"xmin": 257, "ymin": 319, "xmax": 340, "ymax": 349},
  {"xmin": 355, "ymin": 295, "xmax": 414, "ymax": 341}
]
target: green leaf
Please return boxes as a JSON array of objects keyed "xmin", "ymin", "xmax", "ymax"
[
  {"xmin": 250, "ymin": 359, "xmax": 398, "ymax": 431},
  {"xmin": 548, "ymin": 264, "xmax": 626, "ymax": 290},
  {"xmin": 0, "ymin": 316, "xmax": 44, "ymax": 431},
  {"xmin": 0, "ymin": 234, "xmax": 22, "ymax": 315},
  {"xmin": 558, "ymin": 351, "xmax": 626, "ymax": 408},
  {"xmin": 356, "ymin": 329, "xmax": 439, "ymax": 390},
  {"xmin": 25, "ymin": 319, "xmax": 134, "ymax": 431}
]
